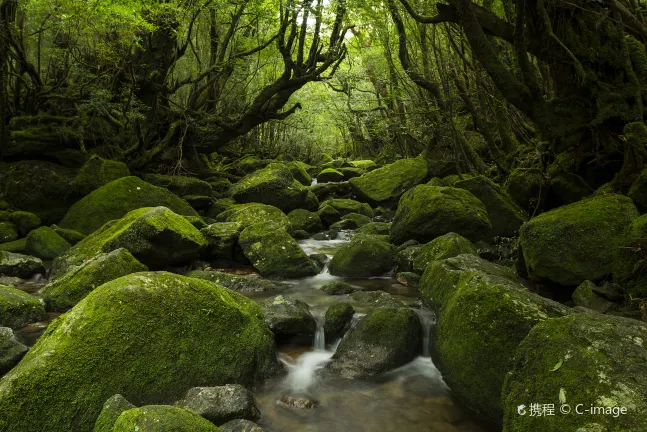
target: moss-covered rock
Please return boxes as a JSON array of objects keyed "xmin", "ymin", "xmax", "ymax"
[
  {"xmin": 287, "ymin": 209, "xmax": 323, "ymax": 234},
  {"xmin": 0, "ymin": 327, "xmax": 29, "ymax": 376},
  {"xmin": 0, "ymin": 284, "xmax": 45, "ymax": 328},
  {"xmin": 310, "ymin": 181, "xmax": 353, "ymax": 202},
  {"xmin": 412, "ymin": 233, "xmax": 477, "ymax": 274},
  {"xmin": 349, "ymin": 160, "xmax": 376, "ymax": 170},
  {"xmin": 348, "ymin": 290, "xmax": 404, "ymax": 309},
  {"xmin": 40, "ymin": 248, "xmax": 148, "ymax": 312},
  {"xmin": 284, "ymin": 161, "xmax": 312, "ymax": 186},
  {"xmin": 320, "ymin": 281, "xmax": 358, "ymax": 295},
  {"xmin": 113, "ymin": 405, "xmax": 219, "ymax": 432},
  {"xmin": 1, "ymin": 161, "xmax": 75, "ymax": 224},
  {"xmin": 59, "ymin": 176, "xmax": 199, "ymax": 235},
  {"xmin": 260, "ymin": 295, "xmax": 316, "ymax": 342},
  {"xmin": 317, "ymin": 204, "xmax": 341, "ymax": 227},
  {"xmin": 317, "ymin": 168, "xmax": 344, "ymax": 183},
  {"xmin": 324, "ymin": 302, "xmax": 354, "ymax": 340},
  {"xmin": 613, "ymin": 213, "xmax": 647, "ymax": 297},
  {"xmin": 207, "ymin": 198, "xmax": 237, "ymax": 219},
  {"xmin": 0, "ymin": 239, "xmax": 27, "ymax": 254},
  {"xmin": 0, "ymin": 251, "xmax": 45, "ymax": 278},
  {"xmin": 434, "ymin": 270, "xmax": 570, "ymax": 422},
  {"xmin": 51, "ymin": 207, "xmax": 207, "ymax": 279},
  {"xmin": 504, "ymin": 168, "xmax": 546, "ymax": 212},
  {"xmin": 394, "ymin": 244, "xmax": 423, "ymax": 272},
  {"xmin": 571, "ymin": 280, "xmax": 614, "ymax": 312},
  {"xmin": 25, "ymin": 226, "xmax": 71, "ymax": 260},
  {"xmin": 349, "ymin": 157, "xmax": 428, "ymax": 207},
  {"xmin": 329, "ymin": 308, "xmax": 422, "ymax": 378},
  {"xmin": 72, "ymin": 156, "xmax": 130, "ymax": 196},
  {"xmin": 0, "ymin": 272, "xmax": 277, "ymax": 432},
  {"xmin": 339, "ymin": 212, "xmax": 372, "ymax": 228},
  {"xmin": 390, "ymin": 185, "xmax": 491, "ymax": 245},
  {"xmin": 8, "ymin": 211, "xmax": 41, "ymax": 236},
  {"xmin": 356, "ymin": 222, "xmax": 391, "ymax": 236},
  {"xmin": 93, "ymin": 394, "xmax": 135, "ymax": 432},
  {"xmin": 235, "ymin": 155, "xmax": 272, "ymax": 174},
  {"xmin": 219, "ymin": 419, "xmax": 264, "ymax": 432},
  {"xmin": 454, "ymin": 175, "xmax": 527, "ymax": 238},
  {"xmin": 549, "ymin": 172, "xmax": 594, "ymax": 206},
  {"xmin": 319, "ymin": 198, "xmax": 373, "ymax": 218},
  {"xmin": 201, "ymin": 223, "xmax": 244, "ymax": 260},
  {"xmin": 329, "ymin": 234, "xmax": 394, "ymax": 277},
  {"xmin": 51, "ymin": 226, "xmax": 86, "ymax": 245},
  {"xmin": 177, "ymin": 385, "xmax": 260, "ymax": 425},
  {"xmin": 185, "ymin": 270, "xmax": 278, "ymax": 293},
  {"xmin": 0, "ymin": 223, "xmax": 17, "ymax": 244},
  {"xmin": 238, "ymin": 222, "xmax": 317, "ymax": 278},
  {"xmin": 519, "ymin": 194, "xmax": 638, "ymax": 286},
  {"xmin": 216, "ymin": 203, "xmax": 291, "ymax": 231},
  {"xmin": 229, "ymin": 163, "xmax": 309, "ymax": 213},
  {"xmin": 502, "ymin": 314, "xmax": 647, "ymax": 432},
  {"xmin": 142, "ymin": 174, "xmax": 213, "ymax": 198},
  {"xmin": 338, "ymin": 167, "xmax": 364, "ymax": 180}
]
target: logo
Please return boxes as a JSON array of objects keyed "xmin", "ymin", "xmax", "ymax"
[{"xmin": 517, "ymin": 404, "xmax": 527, "ymax": 415}]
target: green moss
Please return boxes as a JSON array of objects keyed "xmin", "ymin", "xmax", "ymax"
[
  {"xmin": 317, "ymin": 168, "xmax": 344, "ymax": 183},
  {"xmin": 0, "ymin": 211, "xmax": 8, "ymax": 222},
  {"xmin": 200, "ymin": 222, "xmax": 243, "ymax": 260},
  {"xmin": 72, "ymin": 157, "xmax": 130, "ymax": 196},
  {"xmin": 349, "ymin": 157, "xmax": 428, "ymax": 207},
  {"xmin": 51, "ymin": 226, "xmax": 86, "ymax": 245},
  {"xmin": 8, "ymin": 211, "xmax": 41, "ymax": 236},
  {"xmin": 40, "ymin": 248, "xmax": 148, "ymax": 311},
  {"xmin": 412, "ymin": 233, "xmax": 477, "ymax": 274},
  {"xmin": 0, "ymin": 238, "xmax": 27, "ymax": 253},
  {"xmin": 51, "ymin": 207, "xmax": 207, "ymax": 279},
  {"xmin": 318, "ymin": 198, "xmax": 373, "ymax": 218},
  {"xmin": 612, "ymin": 213, "xmax": 647, "ymax": 298},
  {"xmin": 356, "ymin": 222, "xmax": 391, "ymax": 235},
  {"xmin": 320, "ymin": 281, "xmax": 357, "ymax": 295},
  {"xmin": 317, "ymin": 204, "xmax": 341, "ymax": 227},
  {"xmin": 113, "ymin": 405, "xmax": 219, "ymax": 431},
  {"xmin": 504, "ymin": 168, "xmax": 546, "ymax": 212},
  {"xmin": 216, "ymin": 203, "xmax": 291, "ymax": 231},
  {"xmin": 239, "ymin": 221, "xmax": 317, "ymax": 278},
  {"xmin": 59, "ymin": 176, "xmax": 199, "ymax": 235},
  {"xmin": 25, "ymin": 226, "xmax": 71, "ymax": 260},
  {"xmin": 502, "ymin": 314, "xmax": 647, "ymax": 432},
  {"xmin": 0, "ymin": 284, "xmax": 45, "ymax": 328},
  {"xmin": 0, "ymin": 272, "xmax": 277, "ymax": 432},
  {"xmin": 142, "ymin": 174, "xmax": 213, "ymax": 197},
  {"xmin": 519, "ymin": 194, "xmax": 638, "ymax": 286},
  {"xmin": 390, "ymin": 185, "xmax": 492, "ymax": 245},
  {"xmin": 207, "ymin": 198, "xmax": 237, "ymax": 219},
  {"xmin": 324, "ymin": 302, "xmax": 355, "ymax": 340},
  {"xmin": 235, "ymin": 155, "xmax": 271, "ymax": 174},
  {"xmin": 329, "ymin": 234, "xmax": 394, "ymax": 277},
  {"xmin": 287, "ymin": 209, "xmax": 322, "ymax": 233},
  {"xmin": 349, "ymin": 160, "xmax": 376, "ymax": 170},
  {"xmin": 0, "ymin": 223, "xmax": 18, "ymax": 244},
  {"xmin": 93, "ymin": 394, "xmax": 135, "ymax": 432},
  {"xmin": 284, "ymin": 161, "xmax": 312, "ymax": 186},
  {"xmin": 0, "ymin": 327, "xmax": 29, "ymax": 375},
  {"xmin": 0, "ymin": 251, "xmax": 45, "ymax": 278}
]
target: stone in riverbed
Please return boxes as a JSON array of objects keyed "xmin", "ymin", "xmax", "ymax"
[
  {"xmin": 0, "ymin": 327, "xmax": 29, "ymax": 376},
  {"xmin": 356, "ymin": 221, "xmax": 391, "ymax": 235},
  {"xmin": 287, "ymin": 209, "xmax": 323, "ymax": 234},
  {"xmin": 320, "ymin": 281, "xmax": 357, "ymax": 295},
  {"xmin": 177, "ymin": 385, "xmax": 261, "ymax": 425},
  {"xmin": 572, "ymin": 280, "xmax": 615, "ymax": 312},
  {"xmin": 349, "ymin": 290, "xmax": 404, "ymax": 309},
  {"xmin": 0, "ymin": 223, "xmax": 17, "ymax": 244},
  {"xmin": 0, "ymin": 284, "xmax": 45, "ymax": 328},
  {"xmin": 185, "ymin": 270, "xmax": 278, "ymax": 293},
  {"xmin": 317, "ymin": 168, "xmax": 344, "ymax": 183},
  {"xmin": 412, "ymin": 232, "xmax": 477, "ymax": 274},
  {"xmin": 201, "ymin": 222, "xmax": 243, "ymax": 260},
  {"xmin": 260, "ymin": 295, "xmax": 316, "ymax": 343},
  {"xmin": 319, "ymin": 198, "xmax": 373, "ymax": 218},
  {"xmin": 0, "ymin": 272, "xmax": 278, "ymax": 432},
  {"xmin": 329, "ymin": 234, "xmax": 394, "ymax": 278},
  {"xmin": 324, "ymin": 302, "xmax": 355, "ymax": 340},
  {"xmin": 93, "ymin": 394, "xmax": 135, "ymax": 432},
  {"xmin": 112, "ymin": 405, "xmax": 218, "ymax": 432},
  {"xmin": 328, "ymin": 308, "xmax": 422, "ymax": 378},
  {"xmin": 216, "ymin": 203, "xmax": 291, "ymax": 231},
  {"xmin": 0, "ymin": 251, "xmax": 45, "ymax": 279},
  {"xmin": 25, "ymin": 226, "xmax": 71, "ymax": 260},
  {"xmin": 220, "ymin": 419, "xmax": 266, "ymax": 432}
]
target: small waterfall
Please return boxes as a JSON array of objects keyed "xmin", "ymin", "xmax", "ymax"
[
  {"xmin": 414, "ymin": 308, "xmax": 436, "ymax": 357},
  {"xmin": 310, "ymin": 178, "xmax": 318, "ymax": 186},
  {"xmin": 314, "ymin": 317, "xmax": 325, "ymax": 350}
]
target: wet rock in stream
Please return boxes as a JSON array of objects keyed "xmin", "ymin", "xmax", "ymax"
[{"xmin": 177, "ymin": 384, "xmax": 261, "ymax": 425}]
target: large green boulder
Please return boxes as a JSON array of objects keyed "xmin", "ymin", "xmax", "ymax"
[
  {"xmin": 72, "ymin": 157, "xmax": 130, "ymax": 196},
  {"xmin": 338, "ymin": 167, "xmax": 364, "ymax": 180},
  {"xmin": 519, "ymin": 194, "xmax": 638, "ymax": 286},
  {"xmin": 260, "ymin": 295, "xmax": 316, "ymax": 342},
  {"xmin": 356, "ymin": 222, "xmax": 391, "ymax": 236},
  {"xmin": 0, "ymin": 327, "xmax": 29, "ymax": 376},
  {"xmin": 25, "ymin": 226, "xmax": 71, "ymax": 260},
  {"xmin": 0, "ymin": 284, "xmax": 45, "ymax": 328},
  {"xmin": 8, "ymin": 211, "xmax": 41, "ymax": 236},
  {"xmin": 454, "ymin": 175, "xmax": 526, "ymax": 238},
  {"xmin": 328, "ymin": 308, "xmax": 422, "ymax": 378},
  {"xmin": 287, "ymin": 209, "xmax": 323, "ymax": 234},
  {"xmin": 40, "ymin": 248, "xmax": 148, "ymax": 311},
  {"xmin": 412, "ymin": 232, "xmax": 477, "ymax": 274},
  {"xmin": 389, "ymin": 185, "xmax": 491, "ymax": 245},
  {"xmin": 284, "ymin": 161, "xmax": 312, "ymax": 186},
  {"xmin": 349, "ymin": 157, "xmax": 428, "ymax": 207},
  {"xmin": 177, "ymin": 384, "xmax": 260, "ymax": 425},
  {"xmin": 317, "ymin": 168, "xmax": 344, "ymax": 183},
  {"xmin": 318, "ymin": 198, "xmax": 373, "ymax": 218},
  {"xmin": 329, "ymin": 234, "xmax": 394, "ymax": 277},
  {"xmin": 0, "ymin": 223, "xmax": 17, "ymax": 244},
  {"xmin": 216, "ymin": 203, "xmax": 290, "ymax": 231},
  {"xmin": 235, "ymin": 155, "xmax": 271, "ymax": 174},
  {"xmin": 185, "ymin": 270, "xmax": 278, "ymax": 293},
  {"xmin": 51, "ymin": 207, "xmax": 207, "ymax": 279},
  {"xmin": 200, "ymin": 223, "xmax": 244, "ymax": 260},
  {"xmin": 238, "ymin": 222, "xmax": 317, "ymax": 278},
  {"xmin": 0, "ymin": 272, "xmax": 277, "ymax": 432},
  {"xmin": 0, "ymin": 251, "xmax": 45, "ymax": 278},
  {"xmin": 433, "ymin": 269, "xmax": 570, "ymax": 422},
  {"xmin": 112, "ymin": 405, "xmax": 219, "ymax": 432},
  {"xmin": 502, "ymin": 314, "xmax": 647, "ymax": 432},
  {"xmin": 229, "ymin": 163, "xmax": 309, "ymax": 213},
  {"xmin": 51, "ymin": 226, "xmax": 86, "ymax": 245},
  {"xmin": 348, "ymin": 160, "xmax": 376, "ymax": 170},
  {"xmin": 324, "ymin": 302, "xmax": 355, "ymax": 340},
  {"xmin": 93, "ymin": 394, "xmax": 135, "ymax": 432},
  {"xmin": 59, "ymin": 176, "xmax": 199, "ymax": 235},
  {"xmin": 0, "ymin": 239, "xmax": 27, "ymax": 254},
  {"xmin": 504, "ymin": 168, "xmax": 546, "ymax": 212},
  {"xmin": 142, "ymin": 174, "xmax": 213, "ymax": 198}
]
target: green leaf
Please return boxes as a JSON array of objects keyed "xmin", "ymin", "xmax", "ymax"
[
  {"xmin": 550, "ymin": 358, "xmax": 563, "ymax": 371},
  {"xmin": 559, "ymin": 388, "xmax": 567, "ymax": 404}
]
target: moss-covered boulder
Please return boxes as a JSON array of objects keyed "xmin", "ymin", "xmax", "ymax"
[
  {"xmin": 390, "ymin": 185, "xmax": 491, "ymax": 245},
  {"xmin": 8, "ymin": 211, "xmax": 41, "ymax": 236},
  {"xmin": 324, "ymin": 302, "xmax": 354, "ymax": 340},
  {"xmin": 571, "ymin": 280, "xmax": 614, "ymax": 312},
  {"xmin": 519, "ymin": 194, "xmax": 638, "ymax": 286},
  {"xmin": 310, "ymin": 181, "xmax": 353, "ymax": 202},
  {"xmin": 0, "ymin": 284, "xmax": 45, "ymax": 328},
  {"xmin": 0, "ymin": 239, "xmax": 27, "ymax": 254},
  {"xmin": 454, "ymin": 175, "xmax": 526, "ymax": 238},
  {"xmin": 339, "ymin": 212, "xmax": 372, "ymax": 228},
  {"xmin": 348, "ymin": 290, "xmax": 404, "ymax": 309},
  {"xmin": 260, "ymin": 295, "xmax": 316, "ymax": 342},
  {"xmin": 0, "ymin": 251, "xmax": 45, "ymax": 278},
  {"xmin": 434, "ymin": 270, "xmax": 570, "ymax": 421},
  {"xmin": 201, "ymin": 223, "xmax": 244, "ymax": 261},
  {"xmin": 0, "ymin": 272, "xmax": 277, "ymax": 432},
  {"xmin": 51, "ymin": 226, "xmax": 86, "ymax": 245},
  {"xmin": 40, "ymin": 248, "xmax": 148, "ymax": 311},
  {"xmin": 329, "ymin": 235, "xmax": 394, "ymax": 277},
  {"xmin": 287, "ymin": 209, "xmax": 323, "ymax": 234},
  {"xmin": 229, "ymin": 163, "xmax": 309, "ymax": 213},
  {"xmin": 51, "ymin": 207, "xmax": 207, "ymax": 279},
  {"xmin": 238, "ymin": 222, "xmax": 317, "ymax": 278},
  {"xmin": 284, "ymin": 161, "xmax": 312, "ymax": 186},
  {"xmin": 502, "ymin": 314, "xmax": 647, "ymax": 432},
  {"xmin": 319, "ymin": 198, "xmax": 373, "ymax": 218},
  {"xmin": 178, "ymin": 385, "xmax": 260, "ymax": 425},
  {"xmin": 235, "ymin": 155, "xmax": 272, "ymax": 174},
  {"xmin": 113, "ymin": 405, "xmax": 219, "ymax": 432},
  {"xmin": 1, "ymin": 161, "xmax": 75, "ymax": 224},
  {"xmin": 93, "ymin": 394, "xmax": 135, "ymax": 432},
  {"xmin": 349, "ymin": 160, "xmax": 376, "ymax": 170},
  {"xmin": 216, "ymin": 203, "xmax": 291, "ymax": 231},
  {"xmin": 504, "ymin": 168, "xmax": 546, "ymax": 212},
  {"xmin": 317, "ymin": 168, "xmax": 344, "ymax": 183},
  {"xmin": 207, "ymin": 198, "xmax": 237, "ymax": 219},
  {"xmin": 0, "ymin": 327, "xmax": 29, "ymax": 376},
  {"xmin": 185, "ymin": 270, "xmax": 278, "ymax": 293},
  {"xmin": 320, "ymin": 281, "xmax": 358, "ymax": 295},
  {"xmin": 394, "ymin": 244, "xmax": 423, "ymax": 272},
  {"xmin": 338, "ymin": 167, "xmax": 364, "ymax": 180},
  {"xmin": 317, "ymin": 204, "xmax": 341, "ymax": 227},
  {"xmin": 59, "ymin": 176, "xmax": 199, "ymax": 235},
  {"xmin": 329, "ymin": 308, "xmax": 422, "ymax": 378},
  {"xmin": 356, "ymin": 222, "xmax": 391, "ymax": 236},
  {"xmin": 0, "ymin": 223, "xmax": 17, "ymax": 244},
  {"xmin": 349, "ymin": 157, "xmax": 428, "ymax": 207},
  {"xmin": 142, "ymin": 174, "xmax": 213, "ymax": 198},
  {"xmin": 72, "ymin": 156, "xmax": 130, "ymax": 196},
  {"xmin": 412, "ymin": 233, "xmax": 477, "ymax": 274},
  {"xmin": 25, "ymin": 226, "xmax": 71, "ymax": 260}
]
